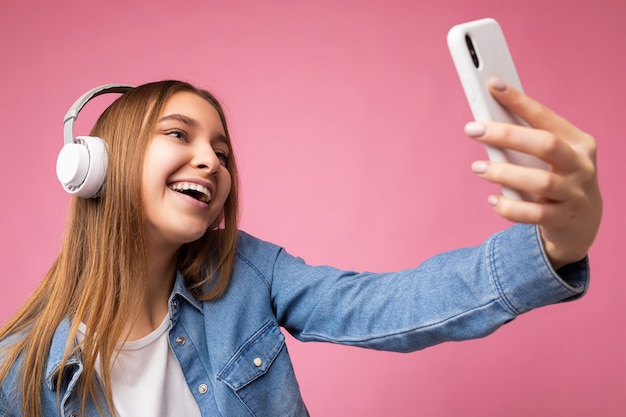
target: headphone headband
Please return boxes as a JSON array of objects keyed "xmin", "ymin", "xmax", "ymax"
[{"xmin": 63, "ymin": 84, "xmax": 134, "ymax": 145}]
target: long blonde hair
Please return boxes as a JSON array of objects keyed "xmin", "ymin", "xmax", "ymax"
[{"xmin": 0, "ymin": 80, "xmax": 240, "ymax": 416}]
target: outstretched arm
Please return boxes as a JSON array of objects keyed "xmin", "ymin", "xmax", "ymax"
[{"xmin": 465, "ymin": 77, "xmax": 602, "ymax": 270}]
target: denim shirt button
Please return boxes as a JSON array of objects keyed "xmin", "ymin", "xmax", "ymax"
[
  {"xmin": 198, "ymin": 383, "xmax": 208, "ymax": 394},
  {"xmin": 175, "ymin": 336, "xmax": 186, "ymax": 346},
  {"xmin": 253, "ymin": 357, "xmax": 263, "ymax": 367}
]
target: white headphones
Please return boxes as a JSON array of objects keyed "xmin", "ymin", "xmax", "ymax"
[{"xmin": 56, "ymin": 84, "xmax": 134, "ymax": 198}]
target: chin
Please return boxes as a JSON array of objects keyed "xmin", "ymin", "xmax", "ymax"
[{"xmin": 185, "ymin": 230, "xmax": 210, "ymax": 244}]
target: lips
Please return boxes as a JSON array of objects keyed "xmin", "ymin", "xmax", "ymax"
[{"xmin": 168, "ymin": 182, "xmax": 212, "ymax": 203}]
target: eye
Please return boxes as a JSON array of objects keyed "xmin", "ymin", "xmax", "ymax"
[
  {"xmin": 166, "ymin": 129, "xmax": 187, "ymax": 141},
  {"xmin": 215, "ymin": 150, "xmax": 229, "ymax": 166}
]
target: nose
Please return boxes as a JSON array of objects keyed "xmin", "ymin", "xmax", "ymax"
[{"xmin": 193, "ymin": 144, "xmax": 222, "ymax": 175}]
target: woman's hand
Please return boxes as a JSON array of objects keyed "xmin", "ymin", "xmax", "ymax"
[{"xmin": 465, "ymin": 77, "xmax": 602, "ymax": 270}]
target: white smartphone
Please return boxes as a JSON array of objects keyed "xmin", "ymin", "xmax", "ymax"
[{"xmin": 447, "ymin": 18, "xmax": 547, "ymax": 201}]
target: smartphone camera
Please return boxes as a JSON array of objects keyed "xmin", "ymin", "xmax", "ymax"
[{"xmin": 465, "ymin": 35, "xmax": 480, "ymax": 68}]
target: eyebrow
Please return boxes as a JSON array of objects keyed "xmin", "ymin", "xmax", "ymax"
[
  {"xmin": 213, "ymin": 134, "xmax": 229, "ymax": 147},
  {"xmin": 159, "ymin": 113, "xmax": 199, "ymax": 127}
]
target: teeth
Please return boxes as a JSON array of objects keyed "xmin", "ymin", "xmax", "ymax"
[{"xmin": 168, "ymin": 182, "xmax": 212, "ymax": 203}]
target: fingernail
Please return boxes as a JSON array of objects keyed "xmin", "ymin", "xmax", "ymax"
[
  {"xmin": 465, "ymin": 121, "xmax": 487, "ymax": 137},
  {"xmin": 471, "ymin": 161, "xmax": 488, "ymax": 174},
  {"xmin": 489, "ymin": 77, "xmax": 507, "ymax": 91},
  {"xmin": 487, "ymin": 195, "xmax": 499, "ymax": 206}
]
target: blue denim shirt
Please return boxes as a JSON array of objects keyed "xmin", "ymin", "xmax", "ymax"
[{"xmin": 0, "ymin": 224, "xmax": 588, "ymax": 416}]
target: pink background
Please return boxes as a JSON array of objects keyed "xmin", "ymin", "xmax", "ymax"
[{"xmin": 1, "ymin": 1, "xmax": 624, "ymax": 415}]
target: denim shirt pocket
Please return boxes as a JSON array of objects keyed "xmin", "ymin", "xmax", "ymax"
[
  {"xmin": 216, "ymin": 320, "xmax": 285, "ymax": 391},
  {"xmin": 216, "ymin": 321, "xmax": 309, "ymax": 416}
]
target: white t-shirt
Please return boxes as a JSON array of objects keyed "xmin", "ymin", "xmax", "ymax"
[{"xmin": 77, "ymin": 316, "xmax": 202, "ymax": 417}]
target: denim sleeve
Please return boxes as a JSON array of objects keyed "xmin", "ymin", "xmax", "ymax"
[{"xmin": 264, "ymin": 224, "xmax": 588, "ymax": 353}]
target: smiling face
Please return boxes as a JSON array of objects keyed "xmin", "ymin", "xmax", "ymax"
[{"xmin": 141, "ymin": 91, "xmax": 232, "ymax": 253}]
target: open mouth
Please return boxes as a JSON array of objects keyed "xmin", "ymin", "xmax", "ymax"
[{"xmin": 168, "ymin": 182, "xmax": 212, "ymax": 204}]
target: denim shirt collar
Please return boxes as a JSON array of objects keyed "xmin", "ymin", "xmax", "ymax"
[
  {"xmin": 44, "ymin": 318, "xmax": 81, "ymax": 391},
  {"xmin": 43, "ymin": 271, "xmax": 202, "ymax": 390},
  {"xmin": 170, "ymin": 271, "xmax": 203, "ymax": 314}
]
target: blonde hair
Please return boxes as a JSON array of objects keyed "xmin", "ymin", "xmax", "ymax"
[{"xmin": 0, "ymin": 80, "xmax": 240, "ymax": 416}]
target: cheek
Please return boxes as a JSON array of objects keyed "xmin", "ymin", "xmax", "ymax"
[
  {"xmin": 142, "ymin": 144, "xmax": 178, "ymax": 194},
  {"xmin": 217, "ymin": 171, "xmax": 233, "ymax": 204},
  {"xmin": 140, "ymin": 160, "xmax": 167, "ymax": 215},
  {"xmin": 144, "ymin": 150, "xmax": 171, "ymax": 177}
]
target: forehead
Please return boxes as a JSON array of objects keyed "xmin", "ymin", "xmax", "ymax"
[{"xmin": 159, "ymin": 91, "xmax": 225, "ymax": 135}]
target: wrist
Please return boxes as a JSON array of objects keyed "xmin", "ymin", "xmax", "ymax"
[{"xmin": 542, "ymin": 238, "xmax": 587, "ymax": 271}]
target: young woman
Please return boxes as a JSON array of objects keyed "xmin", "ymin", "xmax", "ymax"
[{"xmin": 0, "ymin": 79, "xmax": 601, "ymax": 417}]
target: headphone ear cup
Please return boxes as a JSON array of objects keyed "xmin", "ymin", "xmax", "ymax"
[{"xmin": 56, "ymin": 136, "xmax": 108, "ymax": 198}]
